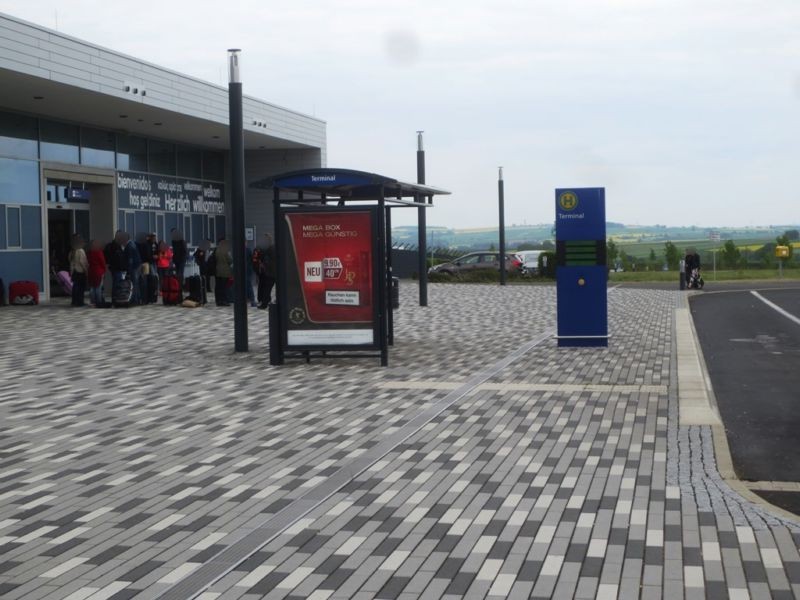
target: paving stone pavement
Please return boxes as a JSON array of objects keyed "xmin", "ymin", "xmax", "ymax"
[{"xmin": 1, "ymin": 283, "xmax": 799, "ymax": 600}]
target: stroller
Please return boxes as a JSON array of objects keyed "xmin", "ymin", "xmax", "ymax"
[{"xmin": 687, "ymin": 267, "xmax": 704, "ymax": 289}]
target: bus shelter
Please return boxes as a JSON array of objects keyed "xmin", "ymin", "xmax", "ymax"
[{"xmin": 250, "ymin": 169, "xmax": 450, "ymax": 366}]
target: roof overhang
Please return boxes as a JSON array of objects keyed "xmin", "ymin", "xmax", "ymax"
[{"xmin": 0, "ymin": 68, "xmax": 309, "ymax": 151}]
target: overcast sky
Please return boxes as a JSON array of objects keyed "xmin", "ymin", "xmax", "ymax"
[{"xmin": 4, "ymin": 0, "xmax": 799, "ymax": 229}]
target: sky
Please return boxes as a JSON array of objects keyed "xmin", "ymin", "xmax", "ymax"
[{"xmin": 3, "ymin": 0, "xmax": 799, "ymax": 229}]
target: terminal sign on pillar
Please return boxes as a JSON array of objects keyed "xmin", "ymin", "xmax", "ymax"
[{"xmin": 555, "ymin": 187, "xmax": 608, "ymax": 347}]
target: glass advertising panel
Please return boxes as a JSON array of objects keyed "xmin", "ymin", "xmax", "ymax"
[{"xmin": 280, "ymin": 208, "xmax": 378, "ymax": 348}]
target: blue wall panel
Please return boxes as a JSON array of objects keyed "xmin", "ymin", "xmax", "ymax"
[
  {"xmin": 0, "ymin": 204, "xmax": 6, "ymax": 249},
  {"xmin": 0, "ymin": 250, "xmax": 44, "ymax": 290}
]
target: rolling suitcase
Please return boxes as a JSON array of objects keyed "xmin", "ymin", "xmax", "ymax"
[
  {"xmin": 161, "ymin": 274, "xmax": 181, "ymax": 305},
  {"xmin": 9, "ymin": 280, "xmax": 39, "ymax": 305},
  {"xmin": 56, "ymin": 270, "xmax": 73, "ymax": 295},
  {"xmin": 147, "ymin": 273, "xmax": 159, "ymax": 304},
  {"xmin": 112, "ymin": 279, "xmax": 133, "ymax": 308},
  {"xmin": 186, "ymin": 275, "xmax": 206, "ymax": 305}
]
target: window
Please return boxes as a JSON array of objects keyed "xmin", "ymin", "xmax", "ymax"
[
  {"xmin": 177, "ymin": 146, "xmax": 202, "ymax": 179},
  {"xmin": 6, "ymin": 206, "xmax": 21, "ymax": 247},
  {"xmin": 40, "ymin": 120, "xmax": 79, "ymax": 164},
  {"xmin": 81, "ymin": 128, "xmax": 116, "ymax": 168},
  {"xmin": 0, "ymin": 158, "xmax": 40, "ymax": 205},
  {"xmin": 117, "ymin": 135, "xmax": 148, "ymax": 172},
  {"xmin": 203, "ymin": 151, "xmax": 224, "ymax": 181},
  {"xmin": 148, "ymin": 140, "xmax": 175, "ymax": 175},
  {"xmin": 0, "ymin": 111, "xmax": 38, "ymax": 159}
]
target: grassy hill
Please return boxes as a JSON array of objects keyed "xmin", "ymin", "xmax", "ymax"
[{"xmin": 392, "ymin": 223, "xmax": 797, "ymax": 254}]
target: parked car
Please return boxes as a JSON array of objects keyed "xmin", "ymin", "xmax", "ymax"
[
  {"xmin": 429, "ymin": 252, "xmax": 522, "ymax": 276},
  {"xmin": 516, "ymin": 250, "xmax": 542, "ymax": 275}
]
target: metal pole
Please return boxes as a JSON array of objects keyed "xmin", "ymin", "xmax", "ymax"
[
  {"xmin": 416, "ymin": 131, "xmax": 427, "ymax": 306},
  {"xmin": 228, "ymin": 49, "xmax": 248, "ymax": 352},
  {"xmin": 713, "ymin": 250, "xmax": 716, "ymax": 281},
  {"xmin": 498, "ymin": 167, "xmax": 506, "ymax": 286}
]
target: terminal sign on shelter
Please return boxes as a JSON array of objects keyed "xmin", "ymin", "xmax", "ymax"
[{"xmin": 555, "ymin": 187, "xmax": 609, "ymax": 347}]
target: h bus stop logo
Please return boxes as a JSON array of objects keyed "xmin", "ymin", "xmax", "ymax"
[{"xmin": 558, "ymin": 191, "xmax": 578, "ymax": 211}]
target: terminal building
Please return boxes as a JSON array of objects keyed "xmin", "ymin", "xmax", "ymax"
[{"xmin": 0, "ymin": 12, "xmax": 326, "ymax": 300}]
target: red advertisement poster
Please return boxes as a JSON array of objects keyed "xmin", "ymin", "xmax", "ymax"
[{"xmin": 283, "ymin": 210, "xmax": 375, "ymax": 346}]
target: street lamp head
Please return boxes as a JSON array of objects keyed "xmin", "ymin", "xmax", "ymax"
[
  {"xmin": 498, "ymin": 166, "xmax": 503, "ymax": 181},
  {"xmin": 228, "ymin": 49, "xmax": 242, "ymax": 83},
  {"xmin": 416, "ymin": 131, "xmax": 424, "ymax": 151}
]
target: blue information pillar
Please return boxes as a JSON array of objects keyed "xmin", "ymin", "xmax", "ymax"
[{"xmin": 555, "ymin": 187, "xmax": 608, "ymax": 347}]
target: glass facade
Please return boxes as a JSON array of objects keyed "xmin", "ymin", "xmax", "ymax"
[
  {"xmin": 81, "ymin": 127, "xmax": 116, "ymax": 168},
  {"xmin": 148, "ymin": 140, "xmax": 175, "ymax": 175},
  {"xmin": 40, "ymin": 119, "xmax": 80, "ymax": 163},
  {"xmin": 177, "ymin": 146, "xmax": 202, "ymax": 179},
  {"xmin": 0, "ymin": 157, "xmax": 40, "ymax": 205},
  {"xmin": 0, "ymin": 112, "xmax": 38, "ymax": 159},
  {"xmin": 117, "ymin": 134, "xmax": 148, "ymax": 172},
  {"xmin": 0, "ymin": 108, "xmax": 229, "ymax": 295}
]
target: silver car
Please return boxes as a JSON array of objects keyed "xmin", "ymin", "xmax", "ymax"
[{"xmin": 429, "ymin": 252, "xmax": 522, "ymax": 276}]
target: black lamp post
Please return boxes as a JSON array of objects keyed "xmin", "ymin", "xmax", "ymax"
[
  {"xmin": 498, "ymin": 166, "xmax": 506, "ymax": 286},
  {"xmin": 416, "ymin": 131, "xmax": 427, "ymax": 306},
  {"xmin": 228, "ymin": 49, "xmax": 248, "ymax": 351}
]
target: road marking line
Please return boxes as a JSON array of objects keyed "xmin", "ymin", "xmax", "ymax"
[{"xmin": 750, "ymin": 291, "xmax": 800, "ymax": 327}]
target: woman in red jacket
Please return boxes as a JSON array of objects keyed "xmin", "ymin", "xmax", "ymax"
[{"xmin": 87, "ymin": 239, "xmax": 107, "ymax": 307}]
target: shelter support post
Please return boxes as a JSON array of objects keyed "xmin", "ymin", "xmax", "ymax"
[
  {"xmin": 378, "ymin": 186, "xmax": 388, "ymax": 366},
  {"xmin": 269, "ymin": 187, "xmax": 284, "ymax": 365},
  {"xmin": 386, "ymin": 204, "xmax": 394, "ymax": 346}
]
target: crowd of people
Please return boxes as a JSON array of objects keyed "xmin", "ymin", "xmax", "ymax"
[{"xmin": 66, "ymin": 230, "xmax": 276, "ymax": 308}]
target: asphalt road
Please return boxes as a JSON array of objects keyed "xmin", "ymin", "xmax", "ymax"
[{"xmin": 690, "ymin": 285, "xmax": 800, "ymax": 514}]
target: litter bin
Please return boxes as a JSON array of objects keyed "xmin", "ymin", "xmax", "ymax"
[{"xmin": 391, "ymin": 276, "xmax": 400, "ymax": 309}]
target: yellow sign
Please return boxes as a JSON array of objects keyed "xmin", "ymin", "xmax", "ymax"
[
  {"xmin": 559, "ymin": 191, "xmax": 578, "ymax": 211},
  {"xmin": 776, "ymin": 245, "xmax": 790, "ymax": 258}
]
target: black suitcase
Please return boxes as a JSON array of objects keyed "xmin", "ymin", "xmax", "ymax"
[
  {"xmin": 0, "ymin": 277, "xmax": 5, "ymax": 306},
  {"xmin": 113, "ymin": 279, "xmax": 133, "ymax": 308},
  {"xmin": 186, "ymin": 275, "xmax": 206, "ymax": 305},
  {"xmin": 147, "ymin": 273, "xmax": 159, "ymax": 304}
]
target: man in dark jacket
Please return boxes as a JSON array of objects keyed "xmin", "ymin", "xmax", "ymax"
[
  {"xmin": 256, "ymin": 234, "xmax": 276, "ymax": 309},
  {"xmin": 124, "ymin": 233, "xmax": 143, "ymax": 305},
  {"xmin": 105, "ymin": 231, "xmax": 127, "ymax": 303}
]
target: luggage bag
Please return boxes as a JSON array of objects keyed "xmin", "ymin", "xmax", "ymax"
[
  {"xmin": 161, "ymin": 274, "xmax": 181, "ymax": 305},
  {"xmin": 113, "ymin": 279, "xmax": 133, "ymax": 308},
  {"xmin": 9, "ymin": 281, "xmax": 39, "ymax": 305},
  {"xmin": 56, "ymin": 270, "xmax": 73, "ymax": 295},
  {"xmin": 186, "ymin": 275, "xmax": 206, "ymax": 305}
]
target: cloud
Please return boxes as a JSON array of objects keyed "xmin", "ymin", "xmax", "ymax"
[{"xmin": 2, "ymin": 0, "xmax": 799, "ymax": 227}]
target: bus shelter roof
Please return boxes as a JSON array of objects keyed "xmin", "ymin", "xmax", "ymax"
[{"xmin": 250, "ymin": 168, "xmax": 450, "ymax": 207}]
